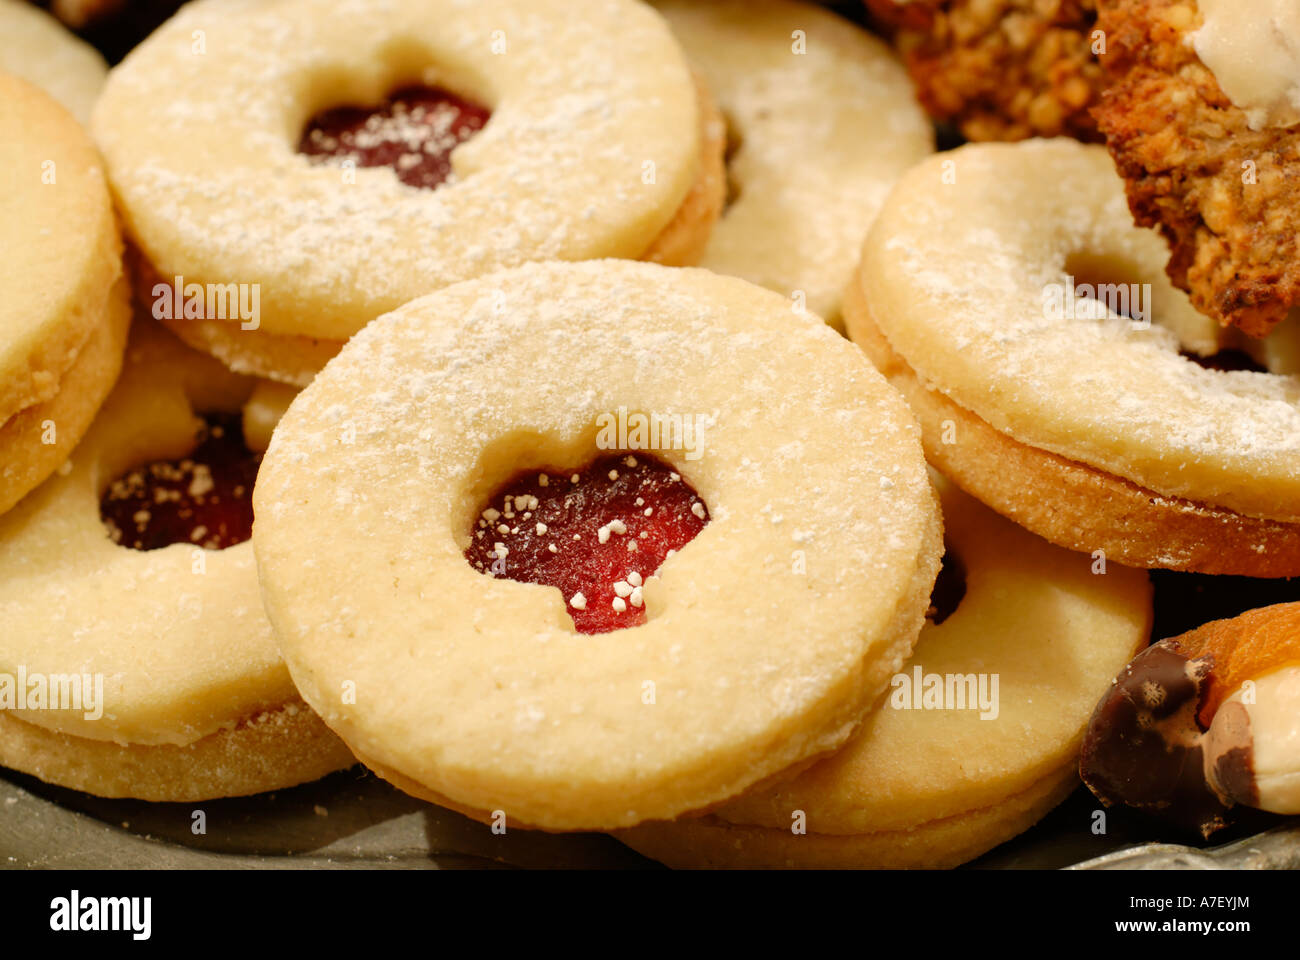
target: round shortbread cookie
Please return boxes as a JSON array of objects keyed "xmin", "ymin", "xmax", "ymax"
[
  {"xmin": 93, "ymin": 0, "xmax": 721, "ymax": 357},
  {"xmin": 0, "ymin": 278, "xmax": 130, "ymax": 517},
  {"xmin": 253, "ymin": 260, "xmax": 942, "ymax": 832},
  {"xmin": 855, "ymin": 139, "xmax": 1300, "ymax": 524},
  {"xmin": 0, "ymin": 0, "xmax": 107, "ymax": 127},
  {"xmin": 0, "ymin": 319, "xmax": 338, "ymax": 767},
  {"xmin": 655, "ymin": 0, "xmax": 932, "ymax": 329},
  {"xmin": 0, "ymin": 74, "xmax": 125, "ymax": 512},
  {"xmin": 844, "ymin": 278, "xmax": 1300, "ymax": 576},
  {"xmin": 0, "ymin": 699, "xmax": 354, "ymax": 802},
  {"xmin": 617, "ymin": 477, "xmax": 1152, "ymax": 867},
  {"xmin": 125, "ymin": 71, "xmax": 726, "ymax": 387}
]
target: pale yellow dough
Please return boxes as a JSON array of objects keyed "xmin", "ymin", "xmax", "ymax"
[
  {"xmin": 0, "ymin": 700, "xmax": 354, "ymax": 802},
  {"xmin": 254, "ymin": 260, "xmax": 942, "ymax": 832},
  {"xmin": 858, "ymin": 139, "xmax": 1300, "ymax": 522},
  {"xmin": 0, "ymin": 320, "xmax": 308, "ymax": 753},
  {"xmin": 93, "ymin": 0, "xmax": 707, "ymax": 344},
  {"xmin": 617, "ymin": 477, "xmax": 1152, "ymax": 868},
  {"xmin": 127, "ymin": 71, "xmax": 725, "ymax": 387},
  {"xmin": 655, "ymin": 0, "xmax": 932, "ymax": 329},
  {"xmin": 0, "ymin": 0, "xmax": 107, "ymax": 127},
  {"xmin": 241, "ymin": 380, "xmax": 300, "ymax": 453},
  {"xmin": 0, "ymin": 278, "xmax": 130, "ymax": 518},
  {"xmin": 0, "ymin": 74, "xmax": 126, "ymax": 515}
]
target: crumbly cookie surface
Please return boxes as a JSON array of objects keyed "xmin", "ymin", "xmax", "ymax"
[
  {"xmin": 1095, "ymin": 0, "xmax": 1300, "ymax": 337},
  {"xmin": 865, "ymin": 0, "xmax": 1104, "ymax": 141}
]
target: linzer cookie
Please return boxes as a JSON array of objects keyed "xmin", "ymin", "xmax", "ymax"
[
  {"xmin": 252, "ymin": 260, "xmax": 942, "ymax": 831},
  {"xmin": 654, "ymin": 0, "xmax": 932, "ymax": 329},
  {"xmin": 91, "ymin": 0, "xmax": 724, "ymax": 385},
  {"xmin": 0, "ymin": 319, "xmax": 354, "ymax": 800},
  {"xmin": 0, "ymin": 73, "xmax": 129, "ymax": 518},
  {"xmin": 617, "ymin": 476, "xmax": 1151, "ymax": 868},
  {"xmin": 845, "ymin": 139, "xmax": 1300, "ymax": 577}
]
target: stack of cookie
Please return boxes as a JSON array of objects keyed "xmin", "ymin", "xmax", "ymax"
[{"xmin": 1, "ymin": 0, "xmax": 1295, "ymax": 868}]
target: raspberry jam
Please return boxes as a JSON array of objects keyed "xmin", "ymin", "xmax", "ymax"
[
  {"xmin": 299, "ymin": 85, "xmax": 490, "ymax": 190},
  {"xmin": 100, "ymin": 413, "xmax": 261, "ymax": 551},
  {"xmin": 465, "ymin": 454, "xmax": 710, "ymax": 634}
]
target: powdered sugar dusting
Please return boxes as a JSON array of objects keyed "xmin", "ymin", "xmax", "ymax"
[
  {"xmin": 255, "ymin": 261, "xmax": 939, "ymax": 814},
  {"xmin": 658, "ymin": 0, "xmax": 930, "ymax": 324},
  {"xmin": 864, "ymin": 140, "xmax": 1300, "ymax": 517},
  {"xmin": 92, "ymin": 0, "xmax": 701, "ymax": 341}
]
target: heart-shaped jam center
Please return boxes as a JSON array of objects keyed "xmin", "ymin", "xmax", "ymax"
[
  {"xmin": 100, "ymin": 412, "xmax": 261, "ymax": 551},
  {"xmin": 299, "ymin": 85, "xmax": 490, "ymax": 190},
  {"xmin": 465, "ymin": 454, "xmax": 710, "ymax": 634}
]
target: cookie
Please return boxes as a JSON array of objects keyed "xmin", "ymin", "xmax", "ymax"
[
  {"xmin": 0, "ymin": 0, "xmax": 108, "ymax": 126},
  {"xmin": 0, "ymin": 73, "xmax": 129, "ymax": 517},
  {"xmin": 655, "ymin": 0, "xmax": 932, "ymax": 328},
  {"xmin": 253, "ymin": 260, "xmax": 942, "ymax": 831},
  {"xmin": 845, "ymin": 139, "xmax": 1300, "ymax": 575},
  {"xmin": 0, "ymin": 319, "xmax": 353, "ymax": 800},
  {"xmin": 93, "ymin": 0, "xmax": 725, "ymax": 385},
  {"xmin": 864, "ymin": 0, "xmax": 1105, "ymax": 142},
  {"xmin": 617, "ymin": 475, "xmax": 1152, "ymax": 867},
  {"xmin": 1095, "ymin": 0, "xmax": 1300, "ymax": 337}
]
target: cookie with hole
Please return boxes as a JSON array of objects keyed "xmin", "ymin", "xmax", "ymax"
[
  {"xmin": 0, "ymin": 318, "xmax": 353, "ymax": 800},
  {"xmin": 253, "ymin": 260, "xmax": 943, "ymax": 832},
  {"xmin": 844, "ymin": 139, "xmax": 1300, "ymax": 576},
  {"xmin": 617, "ymin": 475, "xmax": 1152, "ymax": 868},
  {"xmin": 654, "ymin": 0, "xmax": 932, "ymax": 330},
  {"xmin": 91, "ymin": 0, "xmax": 725, "ymax": 386}
]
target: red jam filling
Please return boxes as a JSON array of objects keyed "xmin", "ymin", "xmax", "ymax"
[
  {"xmin": 100, "ymin": 413, "xmax": 261, "ymax": 551},
  {"xmin": 465, "ymin": 454, "xmax": 709, "ymax": 634},
  {"xmin": 298, "ymin": 85, "xmax": 490, "ymax": 190}
]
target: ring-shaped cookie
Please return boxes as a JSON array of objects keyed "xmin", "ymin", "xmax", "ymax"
[
  {"xmin": 0, "ymin": 319, "xmax": 350, "ymax": 794},
  {"xmin": 654, "ymin": 0, "xmax": 932, "ymax": 329},
  {"xmin": 0, "ymin": 698, "xmax": 349, "ymax": 802},
  {"xmin": 847, "ymin": 278, "xmax": 1300, "ymax": 577},
  {"xmin": 0, "ymin": 74, "xmax": 128, "ymax": 516},
  {"xmin": 93, "ymin": 0, "xmax": 721, "ymax": 353},
  {"xmin": 853, "ymin": 139, "xmax": 1300, "ymax": 521},
  {"xmin": 0, "ymin": 0, "xmax": 107, "ymax": 126},
  {"xmin": 617, "ymin": 476, "xmax": 1152, "ymax": 868},
  {"xmin": 253, "ymin": 260, "xmax": 942, "ymax": 832}
]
